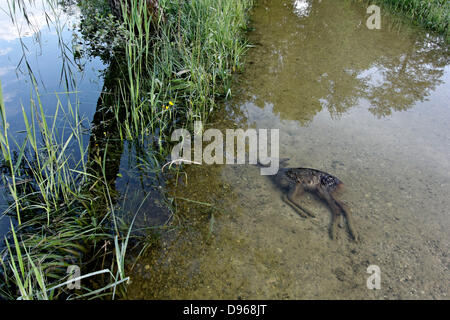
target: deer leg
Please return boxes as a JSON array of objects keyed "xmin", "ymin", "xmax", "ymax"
[
  {"xmin": 283, "ymin": 184, "xmax": 316, "ymax": 218},
  {"xmin": 317, "ymin": 188, "xmax": 342, "ymax": 240},
  {"xmin": 339, "ymin": 214, "xmax": 345, "ymax": 228},
  {"xmin": 334, "ymin": 198, "xmax": 359, "ymax": 242}
]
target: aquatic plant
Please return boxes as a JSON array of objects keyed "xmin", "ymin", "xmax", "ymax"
[
  {"xmin": 367, "ymin": 0, "xmax": 449, "ymax": 41},
  {"xmin": 0, "ymin": 0, "xmax": 254, "ymax": 299}
]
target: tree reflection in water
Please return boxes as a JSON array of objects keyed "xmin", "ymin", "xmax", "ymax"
[{"xmin": 241, "ymin": 0, "xmax": 449, "ymax": 123}]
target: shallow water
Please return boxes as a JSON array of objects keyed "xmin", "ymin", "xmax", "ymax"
[
  {"xmin": 0, "ymin": 0, "xmax": 104, "ymax": 239},
  {"xmin": 0, "ymin": 0, "xmax": 104, "ymax": 128},
  {"xmin": 127, "ymin": 0, "xmax": 450, "ymax": 299},
  {"xmin": 0, "ymin": 1, "xmax": 170, "ymax": 259}
]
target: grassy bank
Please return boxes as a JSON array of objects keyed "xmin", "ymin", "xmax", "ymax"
[
  {"xmin": 369, "ymin": 0, "xmax": 449, "ymax": 40},
  {"xmin": 0, "ymin": 0, "xmax": 253, "ymax": 299}
]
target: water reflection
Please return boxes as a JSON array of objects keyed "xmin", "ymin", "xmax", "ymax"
[
  {"xmin": 245, "ymin": 0, "xmax": 449, "ymax": 124},
  {"xmin": 293, "ymin": 0, "xmax": 311, "ymax": 18},
  {"xmin": 0, "ymin": 0, "xmax": 101, "ymax": 237},
  {"xmin": 0, "ymin": 0, "xmax": 52, "ymax": 41}
]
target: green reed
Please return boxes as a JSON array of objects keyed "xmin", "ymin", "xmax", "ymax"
[
  {"xmin": 0, "ymin": 0, "xmax": 255, "ymax": 299},
  {"xmin": 368, "ymin": 0, "xmax": 449, "ymax": 40}
]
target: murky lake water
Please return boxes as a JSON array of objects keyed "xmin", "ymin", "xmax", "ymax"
[{"xmin": 127, "ymin": 0, "xmax": 450, "ymax": 299}]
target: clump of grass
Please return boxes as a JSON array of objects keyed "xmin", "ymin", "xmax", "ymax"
[
  {"xmin": 0, "ymin": 80, "xmax": 129, "ymax": 299},
  {"xmin": 368, "ymin": 0, "xmax": 449, "ymax": 40},
  {"xmin": 111, "ymin": 0, "xmax": 254, "ymax": 141}
]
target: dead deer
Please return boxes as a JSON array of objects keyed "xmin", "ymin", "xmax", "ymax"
[{"xmin": 260, "ymin": 158, "xmax": 358, "ymax": 241}]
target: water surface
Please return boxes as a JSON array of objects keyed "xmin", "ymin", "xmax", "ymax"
[
  {"xmin": 127, "ymin": 0, "xmax": 450, "ymax": 299},
  {"xmin": 0, "ymin": 0, "xmax": 104, "ymax": 239}
]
